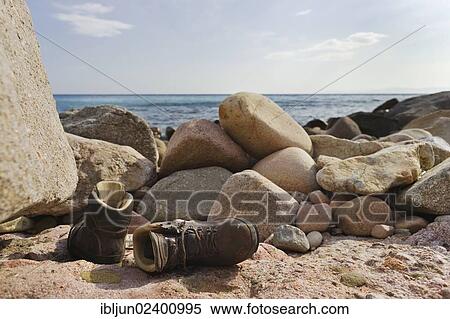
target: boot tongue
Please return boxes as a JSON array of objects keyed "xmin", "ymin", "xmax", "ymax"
[{"xmin": 149, "ymin": 232, "xmax": 169, "ymax": 272}]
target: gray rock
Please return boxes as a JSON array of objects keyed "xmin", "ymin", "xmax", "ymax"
[
  {"xmin": 307, "ymin": 231, "xmax": 323, "ymax": 251},
  {"xmin": 435, "ymin": 215, "xmax": 450, "ymax": 223},
  {"xmin": 60, "ymin": 105, "xmax": 159, "ymax": 165},
  {"xmin": 399, "ymin": 158, "xmax": 450, "ymax": 215},
  {"xmin": 44, "ymin": 134, "xmax": 156, "ymax": 215},
  {"xmin": 386, "ymin": 91, "xmax": 450, "ymax": 126},
  {"xmin": 348, "ymin": 111, "xmax": 401, "ymax": 137},
  {"xmin": 137, "ymin": 167, "xmax": 232, "ymax": 222},
  {"xmin": 0, "ymin": 0, "xmax": 78, "ymax": 223},
  {"xmin": 208, "ymin": 170, "xmax": 299, "ymax": 240},
  {"xmin": 269, "ymin": 225, "xmax": 310, "ymax": 253},
  {"xmin": 406, "ymin": 222, "xmax": 450, "ymax": 249}
]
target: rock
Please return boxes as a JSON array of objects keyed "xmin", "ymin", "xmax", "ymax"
[
  {"xmin": 151, "ymin": 127, "xmax": 161, "ymax": 139},
  {"xmin": 311, "ymin": 135, "xmax": 385, "ymax": 159},
  {"xmin": 440, "ymin": 288, "xmax": 450, "ymax": 299},
  {"xmin": 340, "ymin": 272, "xmax": 367, "ymax": 287},
  {"xmin": 326, "ymin": 117, "xmax": 361, "ymax": 139},
  {"xmin": 418, "ymin": 136, "xmax": 450, "ymax": 165},
  {"xmin": 348, "ymin": 112, "xmax": 401, "ymax": 137},
  {"xmin": 398, "ymin": 158, "xmax": 450, "ymax": 215},
  {"xmin": 45, "ymin": 134, "xmax": 156, "ymax": 215},
  {"xmin": 373, "ymin": 98, "xmax": 399, "ymax": 113},
  {"xmin": 252, "ymin": 147, "xmax": 319, "ymax": 193},
  {"xmin": 0, "ymin": 0, "xmax": 78, "ymax": 223},
  {"xmin": 352, "ymin": 134, "xmax": 377, "ymax": 142},
  {"xmin": 435, "ymin": 215, "xmax": 450, "ymax": 223},
  {"xmin": 218, "ymin": 92, "xmax": 312, "ymax": 158},
  {"xmin": 316, "ymin": 143, "xmax": 435, "ymax": 194},
  {"xmin": 404, "ymin": 110, "xmax": 450, "ymax": 144},
  {"xmin": 400, "ymin": 128, "xmax": 433, "ymax": 139},
  {"xmin": 385, "ymin": 91, "xmax": 450, "ymax": 126},
  {"xmin": 406, "ymin": 222, "xmax": 450, "ymax": 249},
  {"xmin": 394, "ymin": 228, "xmax": 411, "ymax": 236},
  {"xmin": 304, "ymin": 119, "xmax": 327, "ymax": 130},
  {"xmin": 136, "ymin": 167, "xmax": 232, "ymax": 222},
  {"xmin": 394, "ymin": 215, "xmax": 428, "ymax": 234},
  {"xmin": 155, "ymin": 138, "xmax": 167, "ymax": 166},
  {"xmin": 60, "ymin": 105, "xmax": 159, "ymax": 165},
  {"xmin": 316, "ymin": 155, "xmax": 342, "ymax": 169},
  {"xmin": 307, "ymin": 231, "xmax": 323, "ymax": 251},
  {"xmin": 165, "ymin": 126, "xmax": 176, "ymax": 140},
  {"xmin": 295, "ymin": 202, "xmax": 332, "ymax": 233},
  {"xmin": 308, "ymin": 190, "xmax": 330, "ymax": 205},
  {"xmin": 159, "ymin": 119, "xmax": 250, "ymax": 177},
  {"xmin": 268, "ymin": 225, "xmax": 310, "ymax": 253},
  {"xmin": 371, "ymin": 225, "xmax": 394, "ymax": 239},
  {"xmin": 334, "ymin": 196, "xmax": 391, "ymax": 236},
  {"xmin": 0, "ymin": 217, "xmax": 34, "ymax": 234},
  {"xmin": 208, "ymin": 170, "xmax": 299, "ymax": 240},
  {"xmin": 379, "ymin": 133, "xmax": 413, "ymax": 143}
]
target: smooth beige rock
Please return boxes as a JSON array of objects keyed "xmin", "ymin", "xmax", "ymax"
[
  {"xmin": 0, "ymin": 0, "xmax": 78, "ymax": 223},
  {"xmin": 326, "ymin": 117, "xmax": 361, "ymax": 139},
  {"xmin": 371, "ymin": 224, "xmax": 394, "ymax": 239},
  {"xmin": 219, "ymin": 92, "xmax": 312, "ymax": 158},
  {"xmin": 159, "ymin": 119, "xmax": 250, "ymax": 177},
  {"xmin": 252, "ymin": 147, "xmax": 319, "ymax": 193},
  {"xmin": 399, "ymin": 158, "xmax": 450, "ymax": 215},
  {"xmin": 44, "ymin": 134, "xmax": 157, "ymax": 215},
  {"xmin": 155, "ymin": 138, "xmax": 167, "ymax": 166},
  {"xmin": 316, "ymin": 143, "xmax": 435, "ymax": 194},
  {"xmin": 61, "ymin": 105, "xmax": 159, "ymax": 165},
  {"xmin": 136, "ymin": 167, "xmax": 232, "ymax": 222},
  {"xmin": 208, "ymin": 170, "xmax": 299, "ymax": 240},
  {"xmin": 334, "ymin": 196, "xmax": 391, "ymax": 236},
  {"xmin": 306, "ymin": 231, "xmax": 323, "ymax": 251},
  {"xmin": 311, "ymin": 135, "xmax": 385, "ymax": 159},
  {"xmin": 295, "ymin": 202, "xmax": 332, "ymax": 233},
  {"xmin": 0, "ymin": 216, "xmax": 34, "ymax": 234},
  {"xmin": 316, "ymin": 155, "xmax": 342, "ymax": 169}
]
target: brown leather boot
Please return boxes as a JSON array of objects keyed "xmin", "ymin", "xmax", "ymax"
[
  {"xmin": 133, "ymin": 218, "xmax": 259, "ymax": 273},
  {"xmin": 68, "ymin": 181, "xmax": 133, "ymax": 264}
]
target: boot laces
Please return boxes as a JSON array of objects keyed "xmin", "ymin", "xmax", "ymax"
[{"xmin": 179, "ymin": 224, "xmax": 217, "ymax": 267}]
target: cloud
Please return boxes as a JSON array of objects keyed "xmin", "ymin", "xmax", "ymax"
[
  {"xmin": 54, "ymin": 2, "xmax": 133, "ymax": 37},
  {"xmin": 266, "ymin": 32, "xmax": 387, "ymax": 61},
  {"xmin": 295, "ymin": 9, "xmax": 312, "ymax": 16}
]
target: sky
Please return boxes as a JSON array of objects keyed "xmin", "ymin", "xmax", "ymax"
[{"xmin": 27, "ymin": 0, "xmax": 450, "ymax": 94}]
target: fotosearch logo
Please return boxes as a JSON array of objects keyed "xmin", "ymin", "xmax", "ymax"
[{"xmin": 71, "ymin": 189, "xmax": 424, "ymax": 229}]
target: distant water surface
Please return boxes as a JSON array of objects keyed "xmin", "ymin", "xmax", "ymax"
[{"xmin": 55, "ymin": 94, "xmax": 416, "ymax": 129}]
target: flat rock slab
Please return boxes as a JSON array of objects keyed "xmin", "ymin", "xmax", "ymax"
[{"xmin": 1, "ymin": 229, "xmax": 448, "ymax": 298}]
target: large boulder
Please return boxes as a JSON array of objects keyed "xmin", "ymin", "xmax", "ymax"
[
  {"xmin": 208, "ymin": 170, "xmax": 299, "ymax": 240},
  {"xmin": 316, "ymin": 143, "xmax": 435, "ymax": 194},
  {"xmin": 311, "ymin": 135, "xmax": 386, "ymax": 159},
  {"xmin": 418, "ymin": 137, "xmax": 450, "ymax": 165},
  {"xmin": 385, "ymin": 92, "xmax": 450, "ymax": 126},
  {"xmin": 404, "ymin": 110, "xmax": 450, "ymax": 144},
  {"xmin": 159, "ymin": 119, "xmax": 250, "ymax": 177},
  {"xmin": 136, "ymin": 167, "xmax": 232, "ymax": 222},
  {"xmin": 252, "ymin": 147, "xmax": 319, "ymax": 193},
  {"xmin": 60, "ymin": 105, "xmax": 159, "ymax": 165},
  {"xmin": 373, "ymin": 98, "xmax": 399, "ymax": 113},
  {"xmin": 398, "ymin": 158, "xmax": 450, "ymax": 215},
  {"xmin": 348, "ymin": 112, "xmax": 401, "ymax": 138},
  {"xmin": 44, "ymin": 134, "xmax": 157, "ymax": 215},
  {"xmin": 218, "ymin": 92, "xmax": 312, "ymax": 158},
  {"xmin": 334, "ymin": 196, "xmax": 391, "ymax": 236},
  {"xmin": 0, "ymin": 0, "xmax": 78, "ymax": 223}
]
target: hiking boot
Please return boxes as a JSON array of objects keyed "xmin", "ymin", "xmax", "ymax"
[
  {"xmin": 133, "ymin": 218, "xmax": 259, "ymax": 273},
  {"xmin": 68, "ymin": 181, "xmax": 134, "ymax": 264}
]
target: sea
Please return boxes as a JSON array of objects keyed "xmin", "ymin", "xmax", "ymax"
[{"xmin": 54, "ymin": 94, "xmax": 416, "ymax": 129}]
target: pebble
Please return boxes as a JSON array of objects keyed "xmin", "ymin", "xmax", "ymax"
[
  {"xmin": 340, "ymin": 272, "xmax": 367, "ymax": 287},
  {"xmin": 371, "ymin": 224, "xmax": 395, "ymax": 239},
  {"xmin": 307, "ymin": 231, "xmax": 323, "ymax": 251}
]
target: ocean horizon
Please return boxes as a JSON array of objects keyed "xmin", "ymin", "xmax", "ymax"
[{"xmin": 55, "ymin": 93, "xmax": 416, "ymax": 129}]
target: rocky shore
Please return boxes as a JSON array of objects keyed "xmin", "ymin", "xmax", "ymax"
[{"xmin": 1, "ymin": 0, "xmax": 450, "ymax": 299}]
